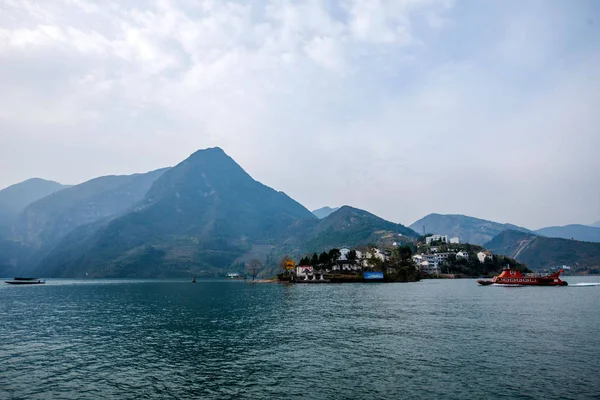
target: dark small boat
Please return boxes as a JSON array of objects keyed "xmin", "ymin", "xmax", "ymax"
[
  {"xmin": 192, "ymin": 277, "xmax": 196, "ymax": 283},
  {"xmin": 5, "ymin": 277, "xmax": 45, "ymax": 285}
]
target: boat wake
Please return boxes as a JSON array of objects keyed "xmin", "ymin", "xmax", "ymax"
[{"xmin": 571, "ymin": 283, "xmax": 600, "ymax": 287}]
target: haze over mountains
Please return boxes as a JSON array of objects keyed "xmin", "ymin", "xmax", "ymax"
[
  {"xmin": 0, "ymin": 147, "xmax": 598, "ymax": 277},
  {"xmin": 0, "ymin": 148, "xmax": 419, "ymax": 278},
  {"xmin": 0, "ymin": 178, "xmax": 66, "ymax": 229},
  {"xmin": 534, "ymin": 225, "xmax": 600, "ymax": 243}
]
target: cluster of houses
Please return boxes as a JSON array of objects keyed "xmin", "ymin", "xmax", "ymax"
[
  {"xmin": 295, "ymin": 247, "xmax": 388, "ymax": 279},
  {"xmin": 414, "ymin": 235, "xmax": 494, "ymax": 275},
  {"xmin": 295, "ymin": 234, "xmax": 497, "ymax": 279}
]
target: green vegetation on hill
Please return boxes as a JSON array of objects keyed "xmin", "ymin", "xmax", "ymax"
[
  {"xmin": 485, "ymin": 230, "xmax": 600, "ymax": 272},
  {"xmin": 302, "ymin": 206, "xmax": 418, "ymax": 253}
]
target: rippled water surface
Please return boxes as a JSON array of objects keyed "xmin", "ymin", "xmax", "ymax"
[{"xmin": 1, "ymin": 277, "xmax": 600, "ymax": 399}]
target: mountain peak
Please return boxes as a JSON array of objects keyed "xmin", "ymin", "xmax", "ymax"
[
  {"xmin": 0, "ymin": 178, "xmax": 67, "ymax": 224},
  {"xmin": 188, "ymin": 147, "xmax": 226, "ymax": 159},
  {"xmin": 312, "ymin": 206, "xmax": 340, "ymax": 219}
]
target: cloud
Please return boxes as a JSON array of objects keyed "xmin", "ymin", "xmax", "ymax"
[{"xmin": 0, "ymin": 0, "xmax": 598, "ymax": 229}]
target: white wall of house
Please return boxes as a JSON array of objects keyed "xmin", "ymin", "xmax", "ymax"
[
  {"xmin": 296, "ymin": 266, "xmax": 313, "ymax": 277},
  {"xmin": 456, "ymin": 251, "xmax": 469, "ymax": 259},
  {"xmin": 477, "ymin": 251, "xmax": 492, "ymax": 263},
  {"xmin": 426, "ymin": 235, "xmax": 448, "ymax": 244}
]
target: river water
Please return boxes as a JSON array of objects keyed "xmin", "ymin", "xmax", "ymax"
[{"xmin": 1, "ymin": 277, "xmax": 599, "ymax": 399}]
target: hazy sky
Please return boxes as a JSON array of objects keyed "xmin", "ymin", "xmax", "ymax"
[{"xmin": 1, "ymin": 0, "xmax": 599, "ymax": 229}]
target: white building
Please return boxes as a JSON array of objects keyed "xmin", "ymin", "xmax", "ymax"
[
  {"xmin": 335, "ymin": 248, "xmax": 363, "ymax": 271},
  {"xmin": 362, "ymin": 248, "xmax": 387, "ymax": 268},
  {"xmin": 449, "ymin": 237, "xmax": 460, "ymax": 244},
  {"xmin": 414, "ymin": 258, "xmax": 441, "ymax": 275},
  {"xmin": 339, "ymin": 248, "xmax": 363, "ymax": 261},
  {"xmin": 296, "ymin": 265, "xmax": 314, "ymax": 277},
  {"xmin": 477, "ymin": 251, "xmax": 493, "ymax": 263},
  {"xmin": 426, "ymin": 235, "xmax": 448, "ymax": 245},
  {"xmin": 413, "ymin": 253, "xmax": 450, "ymax": 275},
  {"xmin": 456, "ymin": 251, "xmax": 469, "ymax": 259}
]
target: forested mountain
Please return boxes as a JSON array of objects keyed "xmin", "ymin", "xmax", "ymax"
[
  {"xmin": 0, "ymin": 169, "xmax": 168, "ymax": 276},
  {"xmin": 39, "ymin": 148, "xmax": 317, "ymax": 277},
  {"xmin": 409, "ymin": 213, "xmax": 531, "ymax": 245},
  {"xmin": 303, "ymin": 206, "xmax": 418, "ymax": 253},
  {"xmin": 14, "ymin": 168, "xmax": 169, "ymax": 249},
  {"xmin": 484, "ymin": 230, "xmax": 600, "ymax": 272}
]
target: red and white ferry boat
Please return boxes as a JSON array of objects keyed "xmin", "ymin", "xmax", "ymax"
[{"xmin": 477, "ymin": 267, "xmax": 568, "ymax": 286}]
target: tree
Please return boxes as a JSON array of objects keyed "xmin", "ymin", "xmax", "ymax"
[
  {"xmin": 318, "ymin": 252, "xmax": 329, "ymax": 269},
  {"xmin": 247, "ymin": 259, "xmax": 261, "ymax": 281},
  {"xmin": 299, "ymin": 256, "xmax": 310, "ymax": 266},
  {"xmin": 279, "ymin": 254, "xmax": 294, "ymax": 275},
  {"xmin": 347, "ymin": 250, "xmax": 357, "ymax": 262},
  {"xmin": 310, "ymin": 253, "xmax": 319, "ymax": 266},
  {"xmin": 328, "ymin": 248, "xmax": 341, "ymax": 263},
  {"xmin": 389, "ymin": 246, "xmax": 418, "ymax": 281}
]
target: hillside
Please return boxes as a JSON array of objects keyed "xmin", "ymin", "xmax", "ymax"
[
  {"xmin": 14, "ymin": 168, "xmax": 169, "ymax": 250},
  {"xmin": 39, "ymin": 148, "xmax": 317, "ymax": 277},
  {"xmin": 591, "ymin": 220, "xmax": 600, "ymax": 228},
  {"xmin": 302, "ymin": 206, "xmax": 419, "ymax": 253},
  {"xmin": 484, "ymin": 230, "xmax": 600, "ymax": 272},
  {"xmin": 312, "ymin": 206, "xmax": 339, "ymax": 219},
  {"xmin": 535, "ymin": 224, "xmax": 600, "ymax": 243},
  {"xmin": 0, "ymin": 178, "xmax": 65, "ymax": 227},
  {"xmin": 409, "ymin": 213, "xmax": 531, "ymax": 245}
]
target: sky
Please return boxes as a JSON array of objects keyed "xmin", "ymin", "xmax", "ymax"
[{"xmin": 0, "ymin": 0, "xmax": 599, "ymax": 230}]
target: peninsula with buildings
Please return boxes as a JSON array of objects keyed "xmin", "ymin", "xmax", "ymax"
[{"xmin": 277, "ymin": 233, "xmax": 528, "ymax": 283}]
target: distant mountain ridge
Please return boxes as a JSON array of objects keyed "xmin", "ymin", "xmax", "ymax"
[
  {"xmin": 15, "ymin": 168, "xmax": 169, "ymax": 249},
  {"xmin": 0, "ymin": 169, "xmax": 169, "ymax": 276},
  {"xmin": 0, "ymin": 178, "xmax": 66, "ymax": 228},
  {"xmin": 535, "ymin": 224, "xmax": 600, "ymax": 243},
  {"xmin": 484, "ymin": 230, "xmax": 600, "ymax": 271},
  {"xmin": 591, "ymin": 220, "xmax": 600, "ymax": 228},
  {"xmin": 312, "ymin": 206, "xmax": 340, "ymax": 219},
  {"xmin": 409, "ymin": 213, "xmax": 531, "ymax": 245}
]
